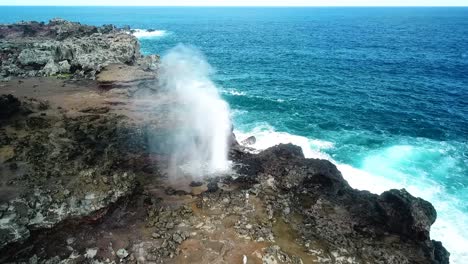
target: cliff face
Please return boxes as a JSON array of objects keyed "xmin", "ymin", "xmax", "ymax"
[
  {"xmin": 0, "ymin": 19, "xmax": 158, "ymax": 80},
  {"xmin": 0, "ymin": 19, "xmax": 449, "ymax": 264}
]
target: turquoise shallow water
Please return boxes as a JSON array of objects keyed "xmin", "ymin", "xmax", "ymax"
[{"xmin": 1, "ymin": 6, "xmax": 467, "ymax": 262}]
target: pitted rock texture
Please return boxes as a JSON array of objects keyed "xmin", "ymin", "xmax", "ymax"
[
  {"xmin": 0, "ymin": 92, "xmax": 450, "ymax": 263},
  {"xmin": 0, "ymin": 95, "xmax": 145, "ymax": 253},
  {"xmin": 0, "ymin": 18, "xmax": 156, "ymax": 80}
]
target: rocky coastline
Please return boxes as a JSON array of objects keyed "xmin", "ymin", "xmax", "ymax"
[{"xmin": 0, "ymin": 19, "xmax": 449, "ymax": 263}]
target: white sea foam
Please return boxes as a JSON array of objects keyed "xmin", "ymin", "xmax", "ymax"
[
  {"xmin": 230, "ymin": 109, "xmax": 248, "ymax": 118},
  {"xmin": 132, "ymin": 29, "xmax": 167, "ymax": 38},
  {"xmin": 236, "ymin": 125, "xmax": 468, "ymax": 264}
]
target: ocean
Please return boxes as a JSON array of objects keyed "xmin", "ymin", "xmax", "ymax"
[{"xmin": 1, "ymin": 6, "xmax": 467, "ymax": 263}]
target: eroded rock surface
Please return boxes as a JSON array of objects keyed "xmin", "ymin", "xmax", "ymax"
[
  {"xmin": 0, "ymin": 94, "xmax": 144, "ymax": 256},
  {"xmin": 0, "ymin": 19, "xmax": 450, "ymax": 264},
  {"xmin": 0, "ymin": 18, "xmax": 157, "ymax": 81}
]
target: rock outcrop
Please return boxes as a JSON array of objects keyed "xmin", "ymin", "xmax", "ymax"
[
  {"xmin": 0, "ymin": 95, "xmax": 144, "ymax": 254},
  {"xmin": 0, "ymin": 18, "xmax": 157, "ymax": 80},
  {"xmin": 230, "ymin": 143, "xmax": 449, "ymax": 263},
  {"xmin": 0, "ymin": 19, "xmax": 450, "ymax": 264}
]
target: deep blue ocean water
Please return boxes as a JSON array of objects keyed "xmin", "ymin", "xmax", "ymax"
[{"xmin": 1, "ymin": 6, "xmax": 467, "ymax": 262}]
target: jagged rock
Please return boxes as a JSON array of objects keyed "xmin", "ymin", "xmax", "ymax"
[
  {"xmin": 0, "ymin": 17, "xmax": 451, "ymax": 262},
  {"xmin": 96, "ymin": 63, "xmax": 157, "ymax": 88},
  {"xmin": 0, "ymin": 19, "xmax": 148, "ymax": 79},
  {"xmin": 206, "ymin": 180, "xmax": 219, "ymax": 193},
  {"xmin": 57, "ymin": 60, "xmax": 70, "ymax": 73},
  {"xmin": 231, "ymin": 143, "xmax": 449, "ymax": 264},
  {"xmin": 116, "ymin": 248, "xmax": 129, "ymax": 259},
  {"xmin": 378, "ymin": 188, "xmax": 437, "ymax": 241},
  {"xmin": 0, "ymin": 95, "xmax": 143, "ymax": 255},
  {"xmin": 42, "ymin": 59, "xmax": 59, "ymax": 75},
  {"xmin": 49, "ymin": 18, "xmax": 98, "ymax": 40},
  {"xmin": 137, "ymin": 54, "xmax": 160, "ymax": 71},
  {"xmin": 433, "ymin": 240, "xmax": 450, "ymax": 263}
]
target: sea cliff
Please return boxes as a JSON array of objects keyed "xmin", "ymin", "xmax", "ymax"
[{"xmin": 0, "ymin": 19, "xmax": 449, "ymax": 264}]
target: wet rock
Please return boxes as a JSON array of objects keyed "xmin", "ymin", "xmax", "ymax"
[
  {"xmin": 189, "ymin": 181, "xmax": 203, "ymax": 187},
  {"xmin": 172, "ymin": 233, "xmax": 183, "ymax": 244},
  {"xmin": 378, "ymin": 188, "xmax": 436, "ymax": 241},
  {"xmin": 79, "ymin": 106, "xmax": 110, "ymax": 114},
  {"xmin": 42, "ymin": 59, "xmax": 59, "ymax": 75},
  {"xmin": 206, "ymin": 180, "xmax": 219, "ymax": 193}
]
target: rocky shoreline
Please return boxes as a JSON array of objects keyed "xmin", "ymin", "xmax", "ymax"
[
  {"xmin": 0, "ymin": 19, "xmax": 449, "ymax": 263},
  {"xmin": 0, "ymin": 19, "xmax": 158, "ymax": 83}
]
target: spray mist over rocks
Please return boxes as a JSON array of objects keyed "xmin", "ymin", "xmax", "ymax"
[{"xmin": 158, "ymin": 45, "xmax": 232, "ymax": 178}]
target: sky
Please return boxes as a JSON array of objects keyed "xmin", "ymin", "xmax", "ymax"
[{"xmin": 1, "ymin": 0, "xmax": 467, "ymax": 6}]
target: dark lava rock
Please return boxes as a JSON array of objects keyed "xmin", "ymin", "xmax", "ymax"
[
  {"xmin": 189, "ymin": 181, "xmax": 203, "ymax": 187},
  {"xmin": 206, "ymin": 180, "xmax": 219, "ymax": 193},
  {"xmin": 241, "ymin": 135, "xmax": 256, "ymax": 146},
  {"xmin": 0, "ymin": 95, "xmax": 146, "ymax": 257}
]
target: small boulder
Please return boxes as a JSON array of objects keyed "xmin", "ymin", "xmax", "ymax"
[
  {"xmin": 18, "ymin": 49, "xmax": 54, "ymax": 66},
  {"xmin": 84, "ymin": 248, "xmax": 98, "ymax": 259},
  {"xmin": 378, "ymin": 189, "xmax": 437, "ymax": 241},
  {"xmin": 433, "ymin": 240, "xmax": 450, "ymax": 263}
]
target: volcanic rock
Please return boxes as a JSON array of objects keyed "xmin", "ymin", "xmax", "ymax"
[{"xmin": 0, "ymin": 95, "xmax": 143, "ymax": 255}]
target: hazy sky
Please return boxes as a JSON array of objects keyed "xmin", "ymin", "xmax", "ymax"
[{"xmin": 1, "ymin": 0, "xmax": 467, "ymax": 6}]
